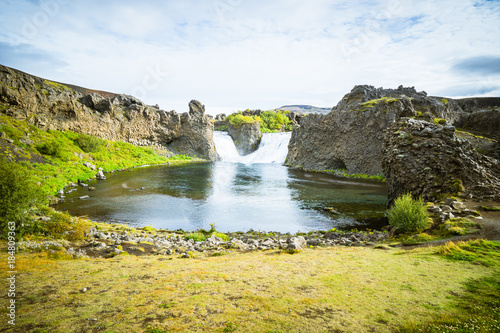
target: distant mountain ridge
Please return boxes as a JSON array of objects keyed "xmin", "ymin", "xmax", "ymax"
[{"xmin": 277, "ymin": 105, "xmax": 331, "ymax": 114}]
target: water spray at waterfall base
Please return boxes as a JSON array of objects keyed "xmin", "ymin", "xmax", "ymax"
[{"xmin": 214, "ymin": 131, "xmax": 291, "ymax": 164}]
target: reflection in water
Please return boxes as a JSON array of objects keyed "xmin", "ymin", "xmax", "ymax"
[{"xmin": 55, "ymin": 163, "xmax": 388, "ymax": 233}]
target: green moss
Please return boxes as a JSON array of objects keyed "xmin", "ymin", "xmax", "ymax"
[
  {"xmin": 442, "ymin": 98, "xmax": 448, "ymax": 105},
  {"xmin": 433, "ymin": 118, "xmax": 447, "ymax": 125},
  {"xmin": 358, "ymin": 97, "xmax": 399, "ymax": 111},
  {"xmin": 480, "ymin": 206, "xmax": 500, "ymax": 211},
  {"xmin": 44, "ymin": 80, "xmax": 72, "ymax": 92}
]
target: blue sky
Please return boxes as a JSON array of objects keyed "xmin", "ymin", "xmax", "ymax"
[{"xmin": 0, "ymin": 0, "xmax": 499, "ymax": 115}]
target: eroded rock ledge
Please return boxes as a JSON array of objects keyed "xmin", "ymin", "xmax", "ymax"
[{"xmin": 0, "ymin": 64, "xmax": 216, "ymax": 160}]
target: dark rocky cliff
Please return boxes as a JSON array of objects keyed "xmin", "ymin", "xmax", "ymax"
[
  {"xmin": 0, "ymin": 64, "xmax": 216, "ymax": 160},
  {"xmin": 287, "ymin": 85, "xmax": 500, "ymax": 175}
]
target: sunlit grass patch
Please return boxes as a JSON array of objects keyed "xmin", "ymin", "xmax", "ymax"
[
  {"xmin": 436, "ymin": 239, "xmax": 500, "ymax": 267},
  {"xmin": 1, "ymin": 245, "xmax": 496, "ymax": 332}
]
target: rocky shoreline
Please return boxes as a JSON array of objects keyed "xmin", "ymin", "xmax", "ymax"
[{"xmin": 18, "ymin": 226, "xmax": 391, "ymax": 260}]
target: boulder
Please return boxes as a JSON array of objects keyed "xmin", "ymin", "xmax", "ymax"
[
  {"xmin": 226, "ymin": 121, "xmax": 262, "ymax": 156},
  {"xmin": 96, "ymin": 170, "xmax": 106, "ymax": 180},
  {"xmin": 287, "ymin": 236, "xmax": 307, "ymax": 251},
  {"xmin": 79, "ymin": 93, "xmax": 113, "ymax": 113},
  {"xmin": 383, "ymin": 118, "xmax": 500, "ymax": 205}
]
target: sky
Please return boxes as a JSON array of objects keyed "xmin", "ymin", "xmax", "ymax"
[{"xmin": 0, "ymin": 0, "xmax": 499, "ymax": 115}]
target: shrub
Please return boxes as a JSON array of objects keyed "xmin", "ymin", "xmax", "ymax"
[
  {"xmin": 387, "ymin": 193, "xmax": 430, "ymax": 233},
  {"xmin": 0, "ymin": 158, "xmax": 47, "ymax": 240},
  {"xmin": 259, "ymin": 111, "xmax": 292, "ymax": 132},
  {"xmin": 185, "ymin": 232, "xmax": 206, "ymax": 242},
  {"xmin": 226, "ymin": 113, "xmax": 259, "ymax": 127},
  {"xmin": 36, "ymin": 140, "xmax": 63, "ymax": 157},
  {"xmin": 74, "ymin": 134, "xmax": 105, "ymax": 153},
  {"xmin": 36, "ymin": 210, "xmax": 89, "ymax": 241}
]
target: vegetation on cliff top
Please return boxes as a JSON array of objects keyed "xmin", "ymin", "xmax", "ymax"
[{"xmin": 226, "ymin": 110, "xmax": 292, "ymax": 132}]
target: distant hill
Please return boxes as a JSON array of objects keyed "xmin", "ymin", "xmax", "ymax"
[{"xmin": 277, "ymin": 105, "xmax": 331, "ymax": 114}]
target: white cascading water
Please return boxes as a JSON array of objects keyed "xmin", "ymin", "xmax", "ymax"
[{"xmin": 214, "ymin": 131, "xmax": 291, "ymax": 164}]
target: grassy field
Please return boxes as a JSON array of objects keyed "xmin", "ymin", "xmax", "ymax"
[{"xmin": 1, "ymin": 241, "xmax": 498, "ymax": 332}]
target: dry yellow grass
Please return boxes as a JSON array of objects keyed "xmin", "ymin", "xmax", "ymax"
[{"xmin": 0, "ymin": 245, "xmax": 496, "ymax": 332}]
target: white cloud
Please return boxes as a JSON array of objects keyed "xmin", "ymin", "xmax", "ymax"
[{"xmin": 0, "ymin": 0, "xmax": 499, "ymax": 115}]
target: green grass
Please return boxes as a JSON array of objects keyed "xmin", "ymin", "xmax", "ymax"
[
  {"xmin": 304, "ymin": 168, "xmax": 386, "ymax": 182},
  {"xmin": 1, "ymin": 243, "xmax": 498, "ymax": 332},
  {"xmin": 480, "ymin": 205, "xmax": 500, "ymax": 211},
  {"xmin": 401, "ymin": 239, "xmax": 500, "ymax": 332},
  {"xmin": 436, "ymin": 239, "xmax": 500, "ymax": 267},
  {"xmin": 0, "ymin": 114, "xmax": 195, "ymax": 195}
]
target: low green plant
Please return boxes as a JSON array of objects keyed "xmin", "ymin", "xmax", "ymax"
[
  {"xmin": 73, "ymin": 134, "xmax": 105, "ymax": 153},
  {"xmin": 387, "ymin": 193, "xmax": 430, "ymax": 233},
  {"xmin": 184, "ymin": 232, "xmax": 206, "ymax": 242},
  {"xmin": 35, "ymin": 140, "xmax": 63, "ymax": 157},
  {"xmin": 34, "ymin": 207, "xmax": 89, "ymax": 241},
  {"xmin": 0, "ymin": 158, "xmax": 47, "ymax": 240},
  {"xmin": 226, "ymin": 113, "xmax": 259, "ymax": 127}
]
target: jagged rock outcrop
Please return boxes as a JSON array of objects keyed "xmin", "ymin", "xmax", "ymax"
[
  {"xmin": 383, "ymin": 118, "xmax": 500, "ymax": 205},
  {"xmin": 226, "ymin": 122, "xmax": 262, "ymax": 155},
  {"xmin": 287, "ymin": 86, "xmax": 420, "ymax": 174},
  {"xmin": 0, "ymin": 64, "xmax": 216, "ymax": 160},
  {"xmin": 287, "ymin": 85, "xmax": 500, "ymax": 175}
]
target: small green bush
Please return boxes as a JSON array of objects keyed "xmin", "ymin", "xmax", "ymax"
[
  {"xmin": 0, "ymin": 158, "xmax": 47, "ymax": 240},
  {"xmin": 387, "ymin": 193, "xmax": 430, "ymax": 233},
  {"xmin": 74, "ymin": 134, "xmax": 105, "ymax": 153},
  {"xmin": 226, "ymin": 113, "xmax": 259, "ymax": 127},
  {"xmin": 185, "ymin": 232, "xmax": 206, "ymax": 242},
  {"xmin": 259, "ymin": 110, "xmax": 292, "ymax": 132},
  {"xmin": 36, "ymin": 209, "xmax": 89, "ymax": 241},
  {"xmin": 36, "ymin": 140, "xmax": 63, "ymax": 157}
]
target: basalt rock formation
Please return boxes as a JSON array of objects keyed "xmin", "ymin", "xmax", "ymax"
[
  {"xmin": 226, "ymin": 122, "xmax": 262, "ymax": 156},
  {"xmin": 0, "ymin": 64, "xmax": 216, "ymax": 160},
  {"xmin": 384, "ymin": 118, "xmax": 500, "ymax": 205},
  {"xmin": 287, "ymin": 85, "xmax": 500, "ymax": 175}
]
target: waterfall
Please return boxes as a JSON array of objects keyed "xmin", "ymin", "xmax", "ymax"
[{"xmin": 214, "ymin": 131, "xmax": 291, "ymax": 164}]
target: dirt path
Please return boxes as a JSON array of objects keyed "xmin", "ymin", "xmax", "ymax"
[{"xmin": 470, "ymin": 203, "xmax": 500, "ymax": 241}]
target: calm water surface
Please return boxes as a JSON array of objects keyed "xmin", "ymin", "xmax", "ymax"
[{"xmin": 55, "ymin": 162, "xmax": 388, "ymax": 233}]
